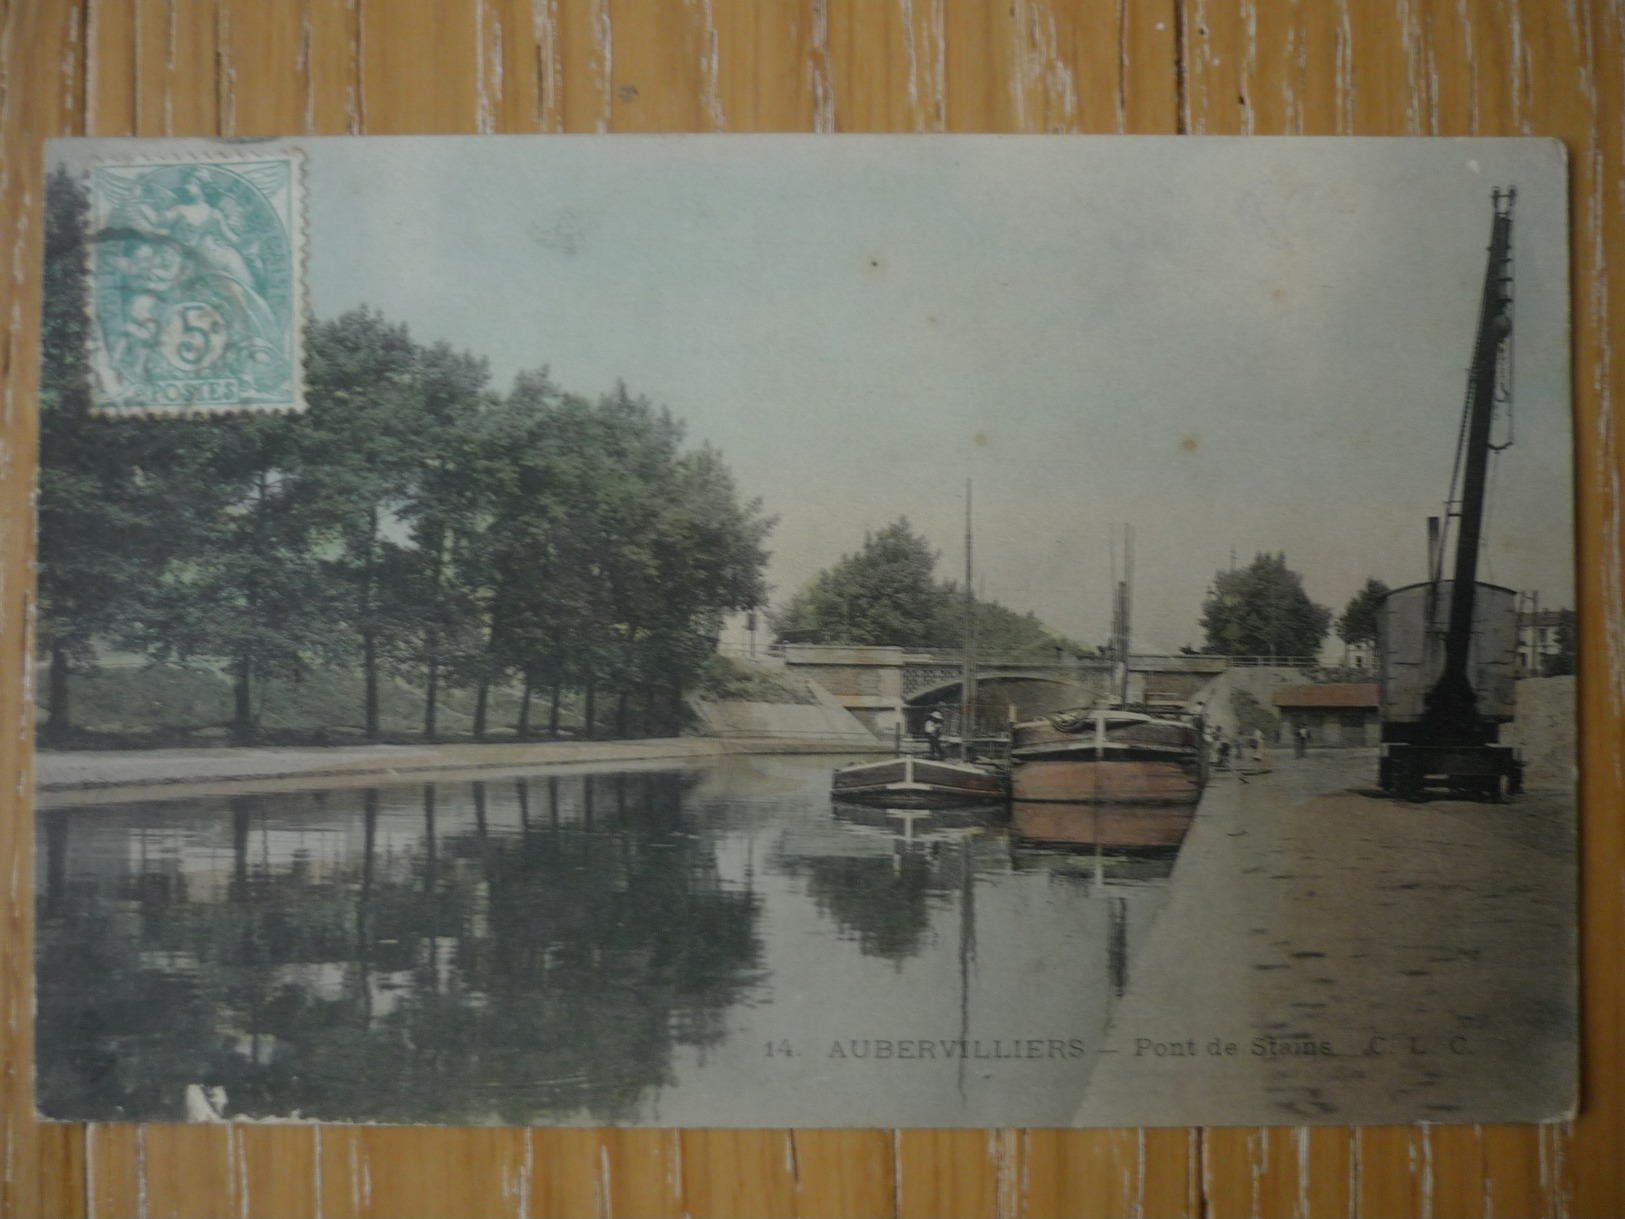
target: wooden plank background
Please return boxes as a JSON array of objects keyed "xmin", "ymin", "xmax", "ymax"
[{"xmin": 0, "ymin": 1, "xmax": 1619, "ymax": 1215}]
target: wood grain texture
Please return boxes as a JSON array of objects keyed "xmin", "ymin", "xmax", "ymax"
[{"xmin": 1, "ymin": 1, "xmax": 1621, "ymax": 1215}]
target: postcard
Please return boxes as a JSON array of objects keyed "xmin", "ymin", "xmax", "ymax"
[{"xmin": 32, "ymin": 135, "xmax": 1574, "ymax": 1127}]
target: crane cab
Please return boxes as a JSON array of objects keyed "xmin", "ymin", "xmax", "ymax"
[{"xmin": 1376, "ymin": 579, "xmax": 1523, "ymax": 800}]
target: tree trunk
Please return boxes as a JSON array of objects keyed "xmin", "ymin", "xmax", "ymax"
[
  {"xmin": 515, "ymin": 673, "xmax": 534, "ymax": 737},
  {"xmin": 616, "ymin": 690, "xmax": 629, "ymax": 739},
  {"xmin": 361, "ymin": 507, "xmax": 380, "ymax": 741},
  {"xmin": 642, "ymin": 686, "xmax": 656, "ymax": 737},
  {"xmin": 548, "ymin": 680, "xmax": 562, "ymax": 737},
  {"xmin": 45, "ymin": 639, "xmax": 70, "ymax": 749},
  {"xmin": 422, "ymin": 526, "xmax": 448, "ymax": 743},
  {"xmin": 583, "ymin": 677, "xmax": 596, "ymax": 739},
  {"xmin": 233, "ymin": 653, "xmax": 254, "ymax": 744},
  {"xmin": 363, "ymin": 628, "xmax": 380, "ymax": 741},
  {"xmin": 473, "ymin": 679, "xmax": 490, "ymax": 741},
  {"xmin": 424, "ymin": 642, "xmax": 439, "ymax": 742}
]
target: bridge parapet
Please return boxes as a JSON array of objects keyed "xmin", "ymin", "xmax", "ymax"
[{"xmin": 777, "ymin": 644, "xmax": 1306, "ymax": 731}]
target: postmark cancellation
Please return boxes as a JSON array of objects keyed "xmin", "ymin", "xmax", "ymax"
[{"xmin": 87, "ymin": 148, "xmax": 305, "ymax": 415}]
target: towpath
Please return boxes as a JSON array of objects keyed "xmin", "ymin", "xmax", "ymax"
[{"xmin": 1076, "ymin": 748, "xmax": 1576, "ymax": 1125}]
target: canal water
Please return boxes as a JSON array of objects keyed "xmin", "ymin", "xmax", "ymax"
[{"xmin": 36, "ymin": 753, "xmax": 1189, "ymax": 1127}]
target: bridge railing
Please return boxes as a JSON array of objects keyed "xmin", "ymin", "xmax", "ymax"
[
  {"xmin": 755, "ymin": 642, "xmax": 1321, "ymax": 670},
  {"xmin": 903, "ymin": 651, "xmax": 1319, "ymax": 669},
  {"xmin": 901, "ymin": 651, "xmax": 1101, "ymax": 668}
]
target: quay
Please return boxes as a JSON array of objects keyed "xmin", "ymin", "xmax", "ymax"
[
  {"xmin": 35, "ymin": 732, "xmax": 886, "ymax": 807},
  {"xmin": 1075, "ymin": 747, "xmax": 1575, "ymax": 1126}
]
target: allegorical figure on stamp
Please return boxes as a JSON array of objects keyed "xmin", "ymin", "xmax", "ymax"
[{"xmin": 89, "ymin": 154, "xmax": 301, "ymax": 412}]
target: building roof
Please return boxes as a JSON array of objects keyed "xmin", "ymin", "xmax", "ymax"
[{"xmin": 1272, "ymin": 683, "xmax": 1379, "ymax": 709}]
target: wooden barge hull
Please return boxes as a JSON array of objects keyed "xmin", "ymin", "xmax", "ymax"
[
  {"xmin": 831, "ymin": 756, "xmax": 1008, "ymax": 807},
  {"xmin": 1011, "ymin": 758, "xmax": 1202, "ymax": 805},
  {"xmin": 1010, "ymin": 707, "xmax": 1206, "ymax": 806}
]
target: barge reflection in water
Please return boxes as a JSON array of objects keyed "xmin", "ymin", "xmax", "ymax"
[
  {"xmin": 36, "ymin": 754, "xmax": 1192, "ymax": 1127},
  {"xmin": 1011, "ymin": 800, "xmax": 1197, "ymax": 853}
]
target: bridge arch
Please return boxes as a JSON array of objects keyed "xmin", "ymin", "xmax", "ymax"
[{"xmin": 902, "ymin": 671, "xmax": 1102, "ymax": 730}]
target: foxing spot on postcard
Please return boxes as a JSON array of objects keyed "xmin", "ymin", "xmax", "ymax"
[{"xmin": 32, "ymin": 136, "xmax": 1575, "ymax": 1128}]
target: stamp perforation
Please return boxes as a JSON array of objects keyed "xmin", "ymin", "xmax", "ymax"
[{"xmin": 83, "ymin": 145, "xmax": 308, "ymax": 419}]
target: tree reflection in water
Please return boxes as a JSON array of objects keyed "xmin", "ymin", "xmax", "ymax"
[
  {"xmin": 37, "ymin": 770, "xmax": 764, "ymax": 1124},
  {"xmin": 781, "ymin": 805, "xmax": 989, "ymax": 964},
  {"xmin": 800, "ymin": 853, "xmax": 940, "ymax": 961}
]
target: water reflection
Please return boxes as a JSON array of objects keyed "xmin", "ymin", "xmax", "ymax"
[
  {"xmin": 778, "ymin": 803, "xmax": 1000, "ymax": 963},
  {"xmin": 1008, "ymin": 802, "xmax": 1194, "ymax": 1001},
  {"xmin": 1011, "ymin": 800, "xmax": 1196, "ymax": 854},
  {"xmin": 37, "ymin": 756, "xmax": 1194, "ymax": 1126},
  {"xmin": 39, "ymin": 771, "xmax": 762, "ymax": 1124}
]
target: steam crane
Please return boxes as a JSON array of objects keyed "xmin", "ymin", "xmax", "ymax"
[{"xmin": 1376, "ymin": 189, "xmax": 1525, "ymax": 802}]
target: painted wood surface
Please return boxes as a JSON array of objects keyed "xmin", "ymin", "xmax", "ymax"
[{"xmin": 0, "ymin": 1, "xmax": 1620, "ymax": 1215}]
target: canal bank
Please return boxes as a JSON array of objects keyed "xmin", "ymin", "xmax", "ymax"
[
  {"xmin": 1074, "ymin": 748, "xmax": 1576, "ymax": 1125},
  {"xmin": 36, "ymin": 730, "xmax": 889, "ymax": 807}
]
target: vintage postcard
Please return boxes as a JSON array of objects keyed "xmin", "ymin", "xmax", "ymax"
[{"xmin": 33, "ymin": 136, "xmax": 1575, "ymax": 1128}]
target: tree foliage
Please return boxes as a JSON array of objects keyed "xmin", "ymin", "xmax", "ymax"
[
  {"xmin": 37, "ymin": 171, "xmax": 772, "ymax": 746},
  {"xmin": 773, "ymin": 518, "xmax": 1085, "ymax": 655},
  {"xmin": 775, "ymin": 520, "xmax": 945, "ymax": 648},
  {"xmin": 1337, "ymin": 578, "xmax": 1391, "ymax": 646},
  {"xmin": 36, "ymin": 168, "xmax": 183, "ymax": 744},
  {"xmin": 1199, "ymin": 553, "xmax": 1331, "ymax": 659}
]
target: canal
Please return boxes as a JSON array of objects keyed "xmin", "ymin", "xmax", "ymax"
[{"xmin": 35, "ymin": 753, "xmax": 1186, "ymax": 1128}]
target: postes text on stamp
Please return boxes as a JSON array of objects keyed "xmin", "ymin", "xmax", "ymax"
[{"xmin": 87, "ymin": 150, "xmax": 304, "ymax": 415}]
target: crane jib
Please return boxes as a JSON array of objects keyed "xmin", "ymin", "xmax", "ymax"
[
  {"xmin": 1378, "ymin": 188, "xmax": 1526, "ymax": 803},
  {"xmin": 1425, "ymin": 191, "xmax": 1515, "ymax": 739}
]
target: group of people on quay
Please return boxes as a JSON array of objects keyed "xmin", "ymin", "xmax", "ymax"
[{"xmin": 1208, "ymin": 724, "xmax": 1313, "ymax": 769}]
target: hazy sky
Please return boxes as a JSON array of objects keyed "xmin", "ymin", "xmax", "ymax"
[{"xmin": 54, "ymin": 136, "xmax": 1573, "ymax": 651}]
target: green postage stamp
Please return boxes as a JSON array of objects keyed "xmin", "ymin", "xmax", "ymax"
[{"xmin": 87, "ymin": 149, "xmax": 304, "ymax": 414}]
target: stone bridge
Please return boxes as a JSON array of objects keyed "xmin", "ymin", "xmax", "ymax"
[{"xmin": 780, "ymin": 644, "xmax": 1241, "ymax": 738}]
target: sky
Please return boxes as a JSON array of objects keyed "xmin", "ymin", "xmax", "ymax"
[{"xmin": 53, "ymin": 135, "xmax": 1574, "ymax": 652}]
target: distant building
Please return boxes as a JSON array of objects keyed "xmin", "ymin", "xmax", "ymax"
[
  {"xmin": 1516, "ymin": 608, "xmax": 1567, "ymax": 675},
  {"xmin": 1272, "ymin": 683, "xmax": 1380, "ymax": 747},
  {"xmin": 1316, "ymin": 637, "xmax": 1376, "ymax": 671}
]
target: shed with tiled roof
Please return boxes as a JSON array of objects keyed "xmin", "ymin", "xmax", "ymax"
[{"xmin": 1271, "ymin": 683, "xmax": 1380, "ymax": 748}]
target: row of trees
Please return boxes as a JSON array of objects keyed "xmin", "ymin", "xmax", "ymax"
[
  {"xmin": 770, "ymin": 519, "xmax": 1087, "ymax": 656},
  {"xmin": 772, "ymin": 529, "xmax": 1361, "ymax": 663},
  {"xmin": 770, "ymin": 520, "xmax": 1569, "ymax": 675},
  {"xmin": 1198, "ymin": 553, "xmax": 1333, "ymax": 659},
  {"xmin": 39, "ymin": 167, "xmax": 772, "ymax": 746},
  {"xmin": 1199, "ymin": 555, "xmax": 1403, "ymax": 661},
  {"xmin": 1201, "ymin": 557, "xmax": 1575, "ymax": 676}
]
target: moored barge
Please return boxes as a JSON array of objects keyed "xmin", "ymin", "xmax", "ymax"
[
  {"xmin": 831, "ymin": 755, "xmax": 1009, "ymax": 808},
  {"xmin": 1010, "ymin": 706, "xmax": 1206, "ymax": 806}
]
